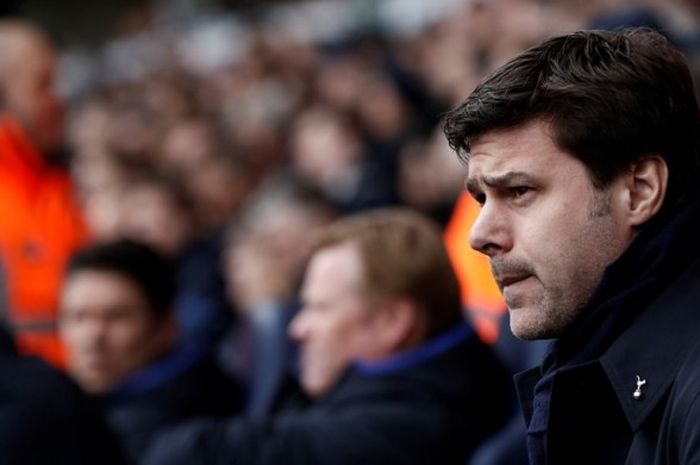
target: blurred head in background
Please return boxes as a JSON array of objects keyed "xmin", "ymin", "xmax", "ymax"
[
  {"xmin": 224, "ymin": 174, "xmax": 335, "ymax": 312},
  {"xmin": 289, "ymin": 208, "xmax": 463, "ymax": 397},
  {"xmin": 118, "ymin": 173, "xmax": 197, "ymax": 258},
  {"xmin": 59, "ymin": 240, "xmax": 176, "ymax": 394},
  {"xmin": 0, "ymin": 20, "xmax": 64, "ymax": 153}
]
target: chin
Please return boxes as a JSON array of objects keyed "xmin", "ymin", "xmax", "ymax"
[
  {"xmin": 80, "ymin": 378, "xmax": 110, "ymax": 395},
  {"xmin": 301, "ymin": 376, "xmax": 324, "ymax": 398},
  {"xmin": 510, "ymin": 326, "xmax": 544, "ymax": 341},
  {"xmin": 508, "ymin": 307, "xmax": 552, "ymax": 341}
]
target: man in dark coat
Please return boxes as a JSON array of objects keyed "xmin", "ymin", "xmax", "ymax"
[
  {"xmin": 0, "ymin": 323, "xmax": 123, "ymax": 465},
  {"xmin": 143, "ymin": 208, "xmax": 511, "ymax": 465},
  {"xmin": 444, "ymin": 27, "xmax": 700, "ymax": 464},
  {"xmin": 59, "ymin": 239, "xmax": 241, "ymax": 463}
]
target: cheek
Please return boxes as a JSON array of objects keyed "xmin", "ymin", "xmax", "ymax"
[
  {"xmin": 527, "ymin": 205, "xmax": 618, "ymax": 289},
  {"xmin": 316, "ymin": 318, "xmax": 349, "ymax": 353},
  {"xmin": 107, "ymin": 321, "xmax": 151, "ymax": 356},
  {"xmin": 59, "ymin": 324, "xmax": 83, "ymax": 353},
  {"xmin": 313, "ymin": 318, "xmax": 357, "ymax": 365},
  {"xmin": 520, "ymin": 201, "xmax": 588, "ymax": 257},
  {"xmin": 62, "ymin": 320, "xmax": 98, "ymax": 344}
]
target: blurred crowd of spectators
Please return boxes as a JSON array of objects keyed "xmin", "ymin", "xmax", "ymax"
[{"xmin": 53, "ymin": 0, "xmax": 700, "ymax": 349}]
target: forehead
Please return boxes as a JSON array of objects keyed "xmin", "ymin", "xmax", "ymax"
[
  {"xmin": 4, "ymin": 31, "xmax": 55, "ymax": 71},
  {"xmin": 302, "ymin": 242, "xmax": 365, "ymax": 298},
  {"xmin": 61, "ymin": 269, "xmax": 149, "ymax": 311},
  {"xmin": 467, "ymin": 120, "xmax": 582, "ymax": 183}
]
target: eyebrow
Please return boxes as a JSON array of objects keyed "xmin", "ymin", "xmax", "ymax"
[{"xmin": 466, "ymin": 171, "xmax": 534, "ymax": 194}]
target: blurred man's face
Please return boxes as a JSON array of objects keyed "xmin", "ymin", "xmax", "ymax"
[
  {"xmin": 1, "ymin": 33, "xmax": 64, "ymax": 152},
  {"xmin": 467, "ymin": 119, "xmax": 632, "ymax": 340},
  {"xmin": 290, "ymin": 242, "xmax": 385, "ymax": 397},
  {"xmin": 119, "ymin": 184, "xmax": 193, "ymax": 257},
  {"xmin": 59, "ymin": 270, "xmax": 169, "ymax": 394},
  {"xmin": 290, "ymin": 110, "xmax": 360, "ymax": 189}
]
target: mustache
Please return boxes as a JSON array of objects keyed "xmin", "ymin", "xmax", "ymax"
[{"xmin": 490, "ymin": 258, "xmax": 536, "ymax": 286}]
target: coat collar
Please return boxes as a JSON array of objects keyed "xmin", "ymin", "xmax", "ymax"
[
  {"xmin": 108, "ymin": 342, "xmax": 207, "ymax": 400},
  {"xmin": 353, "ymin": 322, "xmax": 474, "ymax": 376},
  {"xmin": 515, "ymin": 366, "xmax": 541, "ymax": 425}
]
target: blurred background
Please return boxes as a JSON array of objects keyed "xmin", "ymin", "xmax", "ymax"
[{"xmin": 2, "ymin": 0, "xmax": 700, "ymax": 363}]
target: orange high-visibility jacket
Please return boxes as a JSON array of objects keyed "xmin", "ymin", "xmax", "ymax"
[
  {"xmin": 444, "ymin": 192, "xmax": 505, "ymax": 343},
  {"xmin": 0, "ymin": 117, "xmax": 89, "ymax": 368}
]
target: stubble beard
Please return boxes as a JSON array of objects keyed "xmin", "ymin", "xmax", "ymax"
[
  {"xmin": 508, "ymin": 189, "xmax": 619, "ymax": 340},
  {"xmin": 508, "ymin": 271, "xmax": 601, "ymax": 341}
]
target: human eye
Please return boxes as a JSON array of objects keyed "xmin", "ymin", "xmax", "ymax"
[
  {"xmin": 509, "ymin": 186, "xmax": 534, "ymax": 203},
  {"xmin": 512, "ymin": 186, "xmax": 531, "ymax": 197}
]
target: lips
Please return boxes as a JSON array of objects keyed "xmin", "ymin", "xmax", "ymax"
[
  {"xmin": 497, "ymin": 274, "xmax": 531, "ymax": 290},
  {"xmin": 491, "ymin": 259, "xmax": 536, "ymax": 292}
]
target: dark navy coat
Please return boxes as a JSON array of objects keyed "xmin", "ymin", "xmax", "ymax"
[
  {"xmin": 143, "ymin": 323, "xmax": 511, "ymax": 465},
  {"xmin": 101, "ymin": 343, "xmax": 242, "ymax": 464},
  {"xmin": 0, "ymin": 325, "xmax": 123, "ymax": 465},
  {"xmin": 516, "ymin": 255, "xmax": 700, "ymax": 464}
]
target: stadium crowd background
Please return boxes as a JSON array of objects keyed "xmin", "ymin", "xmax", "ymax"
[
  {"xmin": 55, "ymin": 0, "xmax": 700, "ymax": 341},
  {"xmin": 1, "ymin": 0, "xmax": 700, "ymax": 463}
]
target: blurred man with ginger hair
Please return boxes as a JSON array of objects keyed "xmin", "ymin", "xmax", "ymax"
[{"xmin": 144, "ymin": 208, "xmax": 510, "ymax": 465}]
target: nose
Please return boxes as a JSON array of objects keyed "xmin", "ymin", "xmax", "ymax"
[
  {"xmin": 469, "ymin": 202, "xmax": 512, "ymax": 257},
  {"xmin": 288, "ymin": 309, "xmax": 309, "ymax": 342},
  {"xmin": 66, "ymin": 316, "xmax": 107, "ymax": 353},
  {"xmin": 86, "ymin": 317, "xmax": 109, "ymax": 343}
]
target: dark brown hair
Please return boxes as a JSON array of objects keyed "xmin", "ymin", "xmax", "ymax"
[{"xmin": 444, "ymin": 28, "xmax": 700, "ymax": 211}]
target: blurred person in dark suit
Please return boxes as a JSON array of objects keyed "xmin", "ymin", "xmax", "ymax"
[
  {"xmin": 219, "ymin": 174, "xmax": 335, "ymax": 418},
  {"xmin": 144, "ymin": 208, "xmax": 510, "ymax": 465},
  {"xmin": 59, "ymin": 239, "xmax": 241, "ymax": 464}
]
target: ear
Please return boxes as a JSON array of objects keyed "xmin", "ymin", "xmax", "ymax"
[
  {"xmin": 371, "ymin": 298, "xmax": 423, "ymax": 354},
  {"xmin": 623, "ymin": 155, "xmax": 668, "ymax": 227}
]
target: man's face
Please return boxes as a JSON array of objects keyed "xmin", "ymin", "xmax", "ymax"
[
  {"xmin": 59, "ymin": 270, "xmax": 168, "ymax": 394},
  {"xmin": 119, "ymin": 184, "xmax": 192, "ymax": 257},
  {"xmin": 466, "ymin": 120, "xmax": 632, "ymax": 340},
  {"xmin": 2, "ymin": 35, "xmax": 64, "ymax": 153},
  {"xmin": 290, "ymin": 242, "xmax": 384, "ymax": 397}
]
